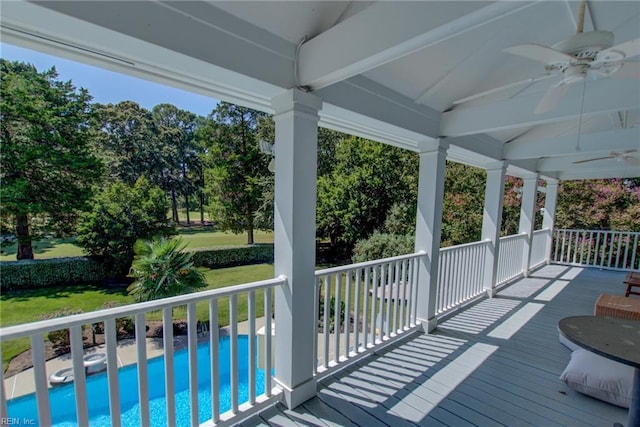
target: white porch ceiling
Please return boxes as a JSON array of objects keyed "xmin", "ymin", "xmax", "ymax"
[{"xmin": 1, "ymin": 0, "xmax": 638, "ymax": 180}]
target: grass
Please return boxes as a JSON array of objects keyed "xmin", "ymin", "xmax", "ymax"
[
  {"xmin": 0, "ymin": 230, "xmax": 274, "ymax": 261},
  {"xmin": 0, "ymin": 263, "xmax": 274, "ymax": 370}
]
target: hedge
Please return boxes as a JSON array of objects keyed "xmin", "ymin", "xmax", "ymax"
[
  {"xmin": 0, "ymin": 245, "xmax": 275, "ymax": 291},
  {"xmin": 0, "ymin": 257, "xmax": 120, "ymax": 291},
  {"xmin": 189, "ymin": 244, "xmax": 274, "ymax": 269}
]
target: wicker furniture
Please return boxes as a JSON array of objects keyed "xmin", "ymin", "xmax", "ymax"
[{"xmin": 595, "ymin": 293, "xmax": 640, "ymax": 321}]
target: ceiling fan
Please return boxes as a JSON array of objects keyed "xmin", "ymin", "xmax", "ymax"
[
  {"xmin": 454, "ymin": 0, "xmax": 640, "ymax": 113},
  {"xmin": 572, "ymin": 149, "xmax": 639, "ymax": 164}
]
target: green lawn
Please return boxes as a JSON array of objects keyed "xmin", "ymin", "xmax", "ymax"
[
  {"xmin": 0, "ymin": 263, "xmax": 275, "ymax": 370},
  {"xmin": 0, "ymin": 230, "xmax": 274, "ymax": 261}
]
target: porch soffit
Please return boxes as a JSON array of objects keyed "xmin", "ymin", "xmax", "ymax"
[{"xmin": 1, "ymin": 0, "xmax": 638, "ymax": 180}]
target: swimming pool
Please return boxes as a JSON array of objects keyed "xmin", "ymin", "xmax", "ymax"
[{"xmin": 7, "ymin": 336, "xmax": 267, "ymax": 426}]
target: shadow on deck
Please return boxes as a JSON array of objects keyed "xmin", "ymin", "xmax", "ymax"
[{"xmin": 243, "ymin": 264, "xmax": 629, "ymax": 426}]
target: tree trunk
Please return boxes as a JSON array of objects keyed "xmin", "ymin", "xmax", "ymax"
[
  {"xmin": 200, "ymin": 191, "xmax": 205, "ymax": 224},
  {"xmin": 185, "ymin": 193, "xmax": 191, "ymax": 225},
  {"xmin": 171, "ymin": 189, "xmax": 179, "ymax": 223},
  {"xmin": 247, "ymin": 204, "xmax": 255, "ymax": 245},
  {"xmin": 16, "ymin": 213, "xmax": 34, "ymax": 260}
]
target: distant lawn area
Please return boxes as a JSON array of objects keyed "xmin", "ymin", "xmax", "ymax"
[
  {"xmin": 0, "ymin": 263, "xmax": 275, "ymax": 370},
  {"xmin": 0, "ymin": 230, "xmax": 274, "ymax": 261}
]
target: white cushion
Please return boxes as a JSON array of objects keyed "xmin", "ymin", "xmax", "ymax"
[
  {"xmin": 558, "ymin": 332, "xmax": 581, "ymax": 352},
  {"xmin": 559, "ymin": 349, "xmax": 633, "ymax": 408}
]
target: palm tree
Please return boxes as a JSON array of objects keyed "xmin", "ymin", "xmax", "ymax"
[{"xmin": 127, "ymin": 236, "xmax": 207, "ymax": 302}]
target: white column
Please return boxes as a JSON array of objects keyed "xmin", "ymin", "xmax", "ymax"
[
  {"xmin": 271, "ymin": 89, "xmax": 322, "ymax": 409},
  {"xmin": 414, "ymin": 139, "xmax": 448, "ymax": 333},
  {"xmin": 482, "ymin": 162, "xmax": 506, "ymax": 296},
  {"xmin": 543, "ymin": 179, "xmax": 559, "ymax": 263},
  {"xmin": 519, "ymin": 175, "xmax": 538, "ymax": 276}
]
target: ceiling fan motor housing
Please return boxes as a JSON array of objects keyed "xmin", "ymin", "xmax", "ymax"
[{"xmin": 552, "ymin": 31, "xmax": 615, "ymax": 60}]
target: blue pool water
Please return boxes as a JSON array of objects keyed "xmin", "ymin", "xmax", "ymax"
[{"xmin": 7, "ymin": 336, "xmax": 267, "ymax": 426}]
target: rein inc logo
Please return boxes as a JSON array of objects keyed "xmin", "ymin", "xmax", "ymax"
[{"xmin": 1, "ymin": 419, "xmax": 35, "ymax": 425}]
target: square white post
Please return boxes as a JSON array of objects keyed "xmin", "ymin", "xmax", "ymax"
[
  {"xmin": 271, "ymin": 89, "xmax": 322, "ymax": 409},
  {"xmin": 482, "ymin": 161, "xmax": 506, "ymax": 296},
  {"xmin": 519, "ymin": 175, "xmax": 538, "ymax": 276},
  {"xmin": 414, "ymin": 139, "xmax": 448, "ymax": 333},
  {"xmin": 543, "ymin": 179, "xmax": 558, "ymax": 263}
]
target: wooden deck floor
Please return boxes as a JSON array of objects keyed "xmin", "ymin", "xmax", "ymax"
[{"xmin": 242, "ymin": 265, "xmax": 631, "ymax": 427}]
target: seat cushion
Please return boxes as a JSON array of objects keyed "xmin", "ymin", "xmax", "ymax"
[{"xmin": 559, "ymin": 349, "xmax": 633, "ymax": 408}]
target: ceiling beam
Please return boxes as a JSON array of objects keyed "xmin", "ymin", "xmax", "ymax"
[
  {"xmin": 297, "ymin": 1, "xmax": 537, "ymax": 90},
  {"xmin": 537, "ymin": 156, "xmax": 638, "ymax": 172},
  {"xmin": 504, "ymin": 127, "xmax": 640, "ymax": 160},
  {"xmin": 441, "ymin": 79, "xmax": 640, "ymax": 137},
  {"xmin": 557, "ymin": 167, "xmax": 640, "ymax": 180}
]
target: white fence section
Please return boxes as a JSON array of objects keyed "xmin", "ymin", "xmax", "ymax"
[
  {"xmin": 0, "ymin": 277, "xmax": 286, "ymax": 427},
  {"xmin": 553, "ymin": 229, "xmax": 640, "ymax": 271},
  {"xmin": 313, "ymin": 252, "xmax": 423, "ymax": 376},
  {"xmin": 436, "ymin": 240, "xmax": 489, "ymax": 315},
  {"xmin": 530, "ymin": 228, "xmax": 551, "ymax": 268},
  {"xmin": 496, "ymin": 233, "xmax": 527, "ymax": 285}
]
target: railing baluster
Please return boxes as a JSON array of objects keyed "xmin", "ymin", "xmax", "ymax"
[
  {"xmin": 614, "ymin": 232, "xmax": 622, "ymax": 269},
  {"xmin": 104, "ymin": 317, "xmax": 121, "ymax": 427},
  {"xmin": 135, "ymin": 313, "xmax": 150, "ymax": 427},
  {"xmin": 162, "ymin": 308, "xmax": 176, "ymax": 427},
  {"xmin": 371, "ymin": 265, "xmax": 378, "ymax": 344},
  {"xmin": 187, "ymin": 303, "xmax": 199, "ymax": 427},
  {"xmin": 392, "ymin": 260, "xmax": 401, "ymax": 334},
  {"xmin": 411, "ymin": 257, "xmax": 419, "ymax": 325},
  {"xmin": 343, "ymin": 272, "xmax": 351, "ymax": 358},
  {"xmin": 247, "ymin": 290, "xmax": 256, "ymax": 405},
  {"xmin": 229, "ymin": 294, "xmax": 239, "ymax": 414},
  {"xmin": 362, "ymin": 267, "xmax": 370, "ymax": 347},
  {"xmin": 30, "ymin": 334, "xmax": 51, "ymax": 426},
  {"xmin": 623, "ymin": 233, "xmax": 631, "ymax": 270},
  {"xmin": 400, "ymin": 260, "xmax": 408, "ymax": 328},
  {"xmin": 264, "ymin": 288, "xmax": 272, "ymax": 397},
  {"xmin": 333, "ymin": 273, "xmax": 341, "ymax": 363},
  {"xmin": 377, "ymin": 264, "xmax": 385, "ymax": 342},
  {"xmin": 313, "ymin": 277, "xmax": 320, "ymax": 374},
  {"xmin": 209, "ymin": 299, "xmax": 220, "ymax": 423},
  {"xmin": 353, "ymin": 269, "xmax": 361, "ymax": 352},
  {"xmin": 634, "ymin": 234, "xmax": 639, "ymax": 270},
  {"xmin": 323, "ymin": 275, "xmax": 331, "ymax": 368},
  {"xmin": 70, "ymin": 325, "xmax": 89, "ymax": 426},
  {"xmin": 587, "ymin": 231, "xmax": 593, "ymax": 265},
  {"xmin": 607, "ymin": 231, "xmax": 615, "ymax": 268}
]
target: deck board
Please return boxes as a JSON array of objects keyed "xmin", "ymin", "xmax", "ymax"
[{"xmin": 243, "ymin": 265, "xmax": 629, "ymax": 426}]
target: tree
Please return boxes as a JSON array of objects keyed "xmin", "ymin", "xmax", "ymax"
[
  {"xmin": 316, "ymin": 136, "xmax": 418, "ymax": 250},
  {"xmin": 151, "ymin": 104, "xmax": 201, "ymax": 224},
  {"xmin": 0, "ymin": 60, "xmax": 103, "ymax": 259},
  {"xmin": 76, "ymin": 177, "xmax": 172, "ymax": 273},
  {"xmin": 203, "ymin": 102, "xmax": 269, "ymax": 244},
  {"xmin": 91, "ymin": 101, "xmax": 159, "ymax": 185},
  {"xmin": 127, "ymin": 236, "xmax": 206, "ymax": 302},
  {"xmin": 556, "ymin": 179, "xmax": 640, "ymax": 231}
]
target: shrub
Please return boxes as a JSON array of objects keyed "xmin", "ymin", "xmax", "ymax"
[
  {"xmin": 40, "ymin": 308, "xmax": 85, "ymax": 349},
  {"xmin": 189, "ymin": 244, "xmax": 273, "ymax": 269},
  {"xmin": 352, "ymin": 232, "xmax": 415, "ymax": 263}
]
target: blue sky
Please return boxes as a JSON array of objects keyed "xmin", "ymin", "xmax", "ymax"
[{"xmin": 1, "ymin": 43, "xmax": 219, "ymax": 117}]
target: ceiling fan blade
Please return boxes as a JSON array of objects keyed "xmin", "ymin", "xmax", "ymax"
[
  {"xmin": 595, "ymin": 38, "xmax": 640, "ymax": 63},
  {"xmin": 534, "ymin": 82, "xmax": 571, "ymax": 114},
  {"xmin": 504, "ymin": 44, "xmax": 574, "ymax": 65},
  {"xmin": 572, "ymin": 155, "xmax": 617, "ymax": 164},
  {"xmin": 607, "ymin": 61, "xmax": 640, "ymax": 79},
  {"xmin": 452, "ymin": 74, "xmax": 555, "ymax": 105}
]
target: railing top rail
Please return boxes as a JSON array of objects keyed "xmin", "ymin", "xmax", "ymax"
[
  {"xmin": 533, "ymin": 228, "xmax": 551, "ymax": 234},
  {"xmin": 315, "ymin": 251, "xmax": 425, "ymax": 276},
  {"xmin": 554, "ymin": 229, "xmax": 640, "ymax": 235},
  {"xmin": 0, "ymin": 276, "xmax": 287, "ymax": 340},
  {"xmin": 499, "ymin": 232, "xmax": 527, "ymax": 241},
  {"xmin": 439, "ymin": 239, "xmax": 491, "ymax": 253}
]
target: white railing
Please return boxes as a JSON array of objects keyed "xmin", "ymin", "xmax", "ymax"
[
  {"xmin": 313, "ymin": 252, "xmax": 423, "ymax": 376},
  {"xmin": 530, "ymin": 228, "xmax": 551, "ymax": 268},
  {"xmin": 0, "ymin": 276, "xmax": 286, "ymax": 427},
  {"xmin": 436, "ymin": 240, "xmax": 489, "ymax": 315},
  {"xmin": 496, "ymin": 233, "xmax": 527, "ymax": 285},
  {"xmin": 553, "ymin": 229, "xmax": 640, "ymax": 271}
]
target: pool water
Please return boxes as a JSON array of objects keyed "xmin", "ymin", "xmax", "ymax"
[{"xmin": 8, "ymin": 336, "xmax": 267, "ymax": 426}]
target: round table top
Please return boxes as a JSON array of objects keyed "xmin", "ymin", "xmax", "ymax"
[{"xmin": 558, "ymin": 315, "xmax": 640, "ymax": 368}]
